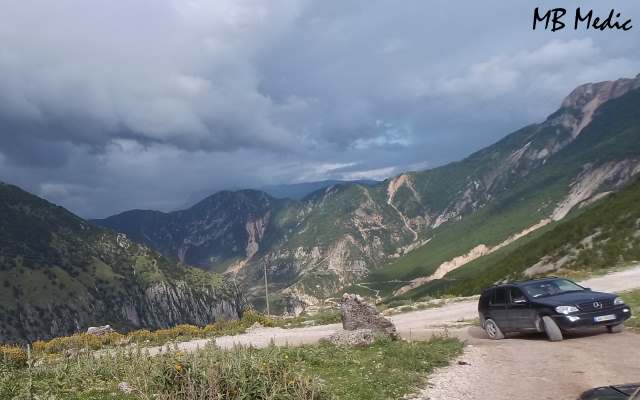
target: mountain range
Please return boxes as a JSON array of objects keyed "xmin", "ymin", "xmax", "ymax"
[
  {"xmin": 93, "ymin": 74, "xmax": 640, "ymax": 313},
  {"xmin": 258, "ymin": 180, "xmax": 379, "ymax": 201},
  {"xmin": 0, "ymin": 183, "xmax": 243, "ymax": 343},
  {"xmin": 4, "ymin": 73, "xmax": 639, "ymax": 337}
]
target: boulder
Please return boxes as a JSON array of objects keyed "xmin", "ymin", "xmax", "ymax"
[
  {"xmin": 327, "ymin": 329, "xmax": 375, "ymax": 347},
  {"xmin": 340, "ymin": 293, "xmax": 398, "ymax": 338},
  {"xmin": 86, "ymin": 325, "xmax": 115, "ymax": 336}
]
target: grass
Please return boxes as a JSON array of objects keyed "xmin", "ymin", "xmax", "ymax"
[
  {"xmin": 622, "ymin": 289, "xmax": 640, "ymax": 330},
  {"xmin": 0, "ymin": 336, "xmax": 463, "ymax": 400}
]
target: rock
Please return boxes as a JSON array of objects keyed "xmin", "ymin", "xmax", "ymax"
[
  {"xmin": 340, "ymin": 293, "xmax": 398, "ymax": 338},
  {"xmin": 118, "ymin": 382, "xmax": 134, "ymax": 394},
  {"xmin": 327, "ymin": 329, "xmax": 375, "ymax": 347},
  {"xmin": 86, "ymin": 325, "xmax": 115, "ymax": 336}
]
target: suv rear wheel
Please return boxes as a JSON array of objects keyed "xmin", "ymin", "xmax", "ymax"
[
  {"xmin": 542, "ymin": 316, "xmax": 563, "ymax": 341},
  {"xmin": 484, "ymin": 318, "xmax": 505, "ymax": 340}
]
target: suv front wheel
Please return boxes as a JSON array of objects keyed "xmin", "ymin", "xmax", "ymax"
[
  {"xmin": 607, "ymin": 323, "xmax": 624, "ymax": 333},
  {"xmin": 484, "ymin": 318, "xmax": 505, "ymax": 340},
  {"xmin": 542, "ymin": 316, "xmax": 563, "ymax": 341}
]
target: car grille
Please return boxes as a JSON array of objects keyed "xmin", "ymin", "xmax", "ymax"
[{"xmin": 578, "ymin": 299, "xmax": 613, "ymax": 312}]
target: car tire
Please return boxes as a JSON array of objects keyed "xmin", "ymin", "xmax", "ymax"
[
  {"xmin": 542, "ymin": 316, "xmax": 563, "ymax": 341},
  {"xmin": 484, "ymin": 318, "xmax": 505, "ymax": 340},
  {"xmin": 607, "ymin": 323, "xmax": 624, "ymax": 333}
]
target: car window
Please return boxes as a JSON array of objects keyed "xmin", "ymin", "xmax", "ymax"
[
  {"xmin": 491, "ymin": 287, "xmax": 506, "ymax": 305},
  {"xmin": 509, "ymin": 287, "xmax": 527, "ymax": 303},
  {"xmin": 522, "ymin": 279, "xmax": 584, "ymax": 298}
]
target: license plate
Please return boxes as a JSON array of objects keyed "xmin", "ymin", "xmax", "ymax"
[{"xmin": 594, "ymin": 314, "xmax": 616, "ymax": 322}]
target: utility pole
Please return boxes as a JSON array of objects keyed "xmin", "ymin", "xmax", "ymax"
[{"xmin": 264, "ymin": 264, "xmax": 270, "ymax": 316}]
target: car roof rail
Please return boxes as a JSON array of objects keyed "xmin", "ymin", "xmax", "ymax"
[
  {"xmin": 508, "ymin": 276, "xmax": 562, "ymax": 285},
  {"xmin": 483, "ymin": 275, "xmax": 562, "ymax": 290}
]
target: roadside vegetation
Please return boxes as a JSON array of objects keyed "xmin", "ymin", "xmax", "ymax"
[
  {"xmin": 1, "ymin": 336, "xmax": 462, "ymax": 400},
  {"xmin": 281, "ymin": 308, "xmax": 342, "ymax": 328},
  {"xmin": 622, "ymin": 289, "xmax": 640, "ymax": 330},
  {"xmin": 4, "ymin": 311, "xmax": 275, "ymax": 357},
  {"xmin": 2, "ymin": 307, "xmax": 343, "ymax": 358}
]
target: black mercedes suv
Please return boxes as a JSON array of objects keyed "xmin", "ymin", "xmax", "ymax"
[{"xmin": 478, "ymin": 277, "xmax": 632, "ymax": 341}]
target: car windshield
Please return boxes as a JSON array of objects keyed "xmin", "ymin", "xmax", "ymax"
[{"xmin": 522, "ymin": 279, "xmax": 585, "ymax": 298}]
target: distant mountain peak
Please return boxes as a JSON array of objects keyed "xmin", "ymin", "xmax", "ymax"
[
  {"xmin": 558, "ymin": 74, "xmax": 640, "ymax": 139},
  {"xmin": 561, "ymin": 74, "xmax": 640, "ymax": 110}
]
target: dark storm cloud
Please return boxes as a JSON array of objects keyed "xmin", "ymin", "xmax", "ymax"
[{"xmin": 1, "ymin": 0, "xmax": 639, "ymax": 217}]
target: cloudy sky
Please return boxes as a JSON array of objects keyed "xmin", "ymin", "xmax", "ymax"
[{"xmin": 1, "ymin": 0, "xmax": 639, "ymax": 218}]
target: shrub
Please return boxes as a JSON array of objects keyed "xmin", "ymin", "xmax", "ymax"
[
  {"xmin": 203, "ymin": 320, "xmax": 244, "ymax": 336},
  {"xmin": 241, "ymin": 310, "xmax": 277, "ymax": 327},
  {"xmin": 33, "ymin": 332, "xmax": 125, "ymax": 354},
  {"xmin": 0, "ymin": 345, "xmax": 27, "ymax": 368}
]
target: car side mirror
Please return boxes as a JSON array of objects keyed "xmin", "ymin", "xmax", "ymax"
[{"xmin": 584, "ymin": 287, "xmax": 592, "ymax": 291}]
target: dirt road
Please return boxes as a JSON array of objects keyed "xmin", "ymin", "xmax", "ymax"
[
  {"xmin": 413, "ymin": 266, "xmax": 640, "ymax": 400},
  {"xmin": 146, "ymin": 266, "xmax": 640, "ymax": 399},
  {"xmin": 414, "ymin": 328, "xmax": 640, "ymax": 400},
  {"xmin": 206, "ymin": 266, "xmax": 640, "ymax": 350}
]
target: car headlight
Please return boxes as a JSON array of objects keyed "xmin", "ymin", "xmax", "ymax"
[
  {"xmin": 555, "ymin": 305, "xmax": 579, "ymax": 315},
  {"xmin": 614, "ymin": 297, "xmax": 625, "ymax": 306}
]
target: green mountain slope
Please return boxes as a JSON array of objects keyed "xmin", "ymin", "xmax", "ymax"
[
  {"xmin": 369, "ymin": 77, "xmax": 640, "ymax": 292},
  {"xmin": 0, "ymin": 183, "xmax": 243, "ymax": 343},
  {"xmin": 397, "ymin": 176, "xmax": 640, "ymax": 300}
]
